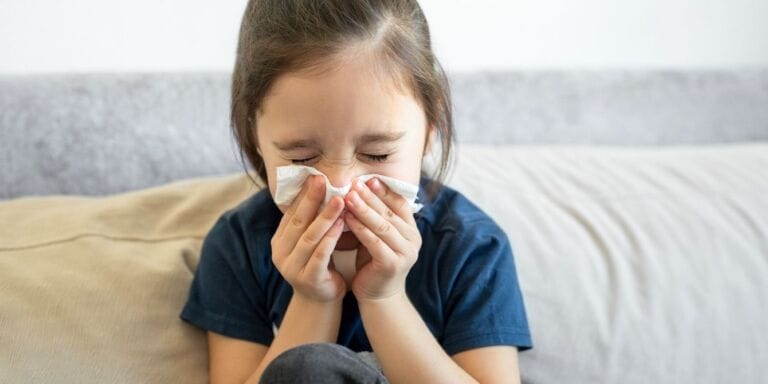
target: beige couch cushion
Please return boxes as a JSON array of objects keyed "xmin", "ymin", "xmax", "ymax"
[
  {"xmin": 1, "ymin": 174, "xmax": 262, "ymax": 383},
  {"xmin": 2, "ymin": 143, "xmax": 767, "ymax": 383},
  {"xmin": 448, "ymin": 143, "xmax": 768, "ymax": 383}
]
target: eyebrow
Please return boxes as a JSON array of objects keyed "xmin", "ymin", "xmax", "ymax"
[
  {"xmin": 273, "ymin": 131, "xmax": 406, "ymax": 151},
  {"xmin": 273, "ymin": 139, "xmax": 318, "ymax": 151}
]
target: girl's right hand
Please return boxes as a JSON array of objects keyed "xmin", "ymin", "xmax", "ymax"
[{"xmin": 271, "ymin": 175, "xmax": 347, "ymax": 303}]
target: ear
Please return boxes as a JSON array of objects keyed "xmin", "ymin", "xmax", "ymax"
[
  {"xmin": 256, "ymin": 142, "xmax": 263, "ymax": 156},
  {"xmin": 422, "ymin": 124, "xmax": 437, "ymax": 156}
]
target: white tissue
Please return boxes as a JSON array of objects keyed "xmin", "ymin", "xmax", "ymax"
[
  {"xmin": 273, "ymin": 165, "xmax": 423, "ymax": 225},
  {"xmin": 273, "ymin": 165, "xmax": 422, "ymax": 286}
]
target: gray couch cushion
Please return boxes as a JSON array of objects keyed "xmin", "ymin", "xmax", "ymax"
[
  {"xmin": 0, "ymin": 72, "xmax": 241, "ymax": 199},
  {"xmin": 450, "ymin": 70, "xmax": 768, "ymax": 145}
]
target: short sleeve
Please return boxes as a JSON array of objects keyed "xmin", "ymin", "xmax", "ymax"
[
  {"xmin": 180, "ymin": 216, "xmax": 274, "ymax": 346},
  {"xmin": 440, "ymin": 223, "xmax": 533, "ymax": 356}
]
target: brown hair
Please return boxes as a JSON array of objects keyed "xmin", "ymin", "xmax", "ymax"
[{"xmin": 230, "ymin": 0, "xmax": 453, "ymax": 201}]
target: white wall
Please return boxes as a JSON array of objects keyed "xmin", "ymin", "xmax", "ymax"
[{"xmin": 1, "ymin": 0, "xmax": 767, "ymax": 74}]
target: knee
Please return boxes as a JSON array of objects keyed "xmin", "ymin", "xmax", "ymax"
[
  {"xmin": 272, "ymin": 343, "xmax": 350, "ymax": 369},
  {"xmin": 260, "ymin": 343, "xmax": 364, "ymax": 383},
  {"xmin": 259, "ymin": 343, "xmax": 386, "ymax": 383}
]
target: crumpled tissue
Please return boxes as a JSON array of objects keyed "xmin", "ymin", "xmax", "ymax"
[
  {"xmin": 273, "ymin": 165, "xmax": 423, "ymax": 286},
  {"xmin": 273, "ymin": 165, "xmax": 423, "ymax": 222}
]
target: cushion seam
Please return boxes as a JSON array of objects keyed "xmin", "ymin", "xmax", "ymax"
[{"xmin": 0, "ymin": 232, "xmax": 206, "ymax": 252}]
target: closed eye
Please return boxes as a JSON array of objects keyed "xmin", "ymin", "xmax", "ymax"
[
  {"xmin": 291, "ymin": 154, "xmax": 389, "ymax": 164},
  {"xmin": 364, "ymin": 154, "xmax": 389, "ymax": 162},
  {"xmin": 291, "ymin": 156, "xmax": 317, "ymax": 164}
]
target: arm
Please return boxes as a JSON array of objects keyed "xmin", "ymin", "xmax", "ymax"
[
  {"xmin": 452, "ymin": 346, "xmax": 521, "ymax": 384},
  {"xmin": 345, "ymin": 178, "xmax": 524, "ymax": 383},
  {"xmin": 209, "ymin": 175, "xmax": 349, "ymax": 384},
  {"xmin": 359, "ymin": 293, "xmax": 521, "ymax": 384},
  {"xmin": 358, "ymin": 292, "xmax": 476, "ymax": 383},
  {"xmin": 207, "ymin": 294, "xmax": 343, "ymax": 384}
]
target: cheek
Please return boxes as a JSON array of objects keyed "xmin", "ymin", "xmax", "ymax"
[
  {"xmin": 373, "ymin": 155, "xmax": 423, "ymax": 186},
  {"xmin": 399, "ymin": 142, "xmax": 428, "ymax": 185}
]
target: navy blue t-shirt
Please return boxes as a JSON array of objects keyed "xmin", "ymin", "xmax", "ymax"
[{"xmin": 180, "ymin": 176, "xmax": 532, "ymax": 356}]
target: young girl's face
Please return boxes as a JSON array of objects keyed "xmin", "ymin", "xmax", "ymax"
[{"xmin": 256, "ymin": 54, "xmax": 433, "ymax": 211}]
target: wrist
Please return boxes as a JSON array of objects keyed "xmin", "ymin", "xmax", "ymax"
[
  {"xmin": 356, "ymin": 289, "xmax": 409, "ymax": 309},
  {"xmin": 292, "ymin": 291, "xmax": 345, "ymax": 309}
]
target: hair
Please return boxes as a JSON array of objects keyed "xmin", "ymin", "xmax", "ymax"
[{"xmin": 230, "ymin": 0, "xmax": 454, "ymax": 201}]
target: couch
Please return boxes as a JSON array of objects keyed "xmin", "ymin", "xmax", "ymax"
[{"xmin": 1, "ymin": 70, "xmax": 767, "ymax": 383}]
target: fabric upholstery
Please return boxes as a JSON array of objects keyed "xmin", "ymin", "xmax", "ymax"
[
  {"xmin": 2, "ymin": 70, "xmax": 768, "ymax": 199},
  {"xmin": 0, "ymin": 174, "xmax": 262, "ymax": 383},
  {"xmin": 448, "ymin": 143, "xmax": 768, "ymax": 383}
]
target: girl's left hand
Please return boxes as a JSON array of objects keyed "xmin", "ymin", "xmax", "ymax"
[{"xmin": 343, "ymin": 177, "xmax": 422, "ymax": 302}]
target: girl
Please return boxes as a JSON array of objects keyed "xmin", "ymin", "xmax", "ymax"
[{"xmin": 181, "ymin": 1, "xmax": 532, "ymax": 383}]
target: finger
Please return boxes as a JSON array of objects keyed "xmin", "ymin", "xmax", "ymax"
[
  {"xmin": 281, "ymin": 175, "xmax": 326, "ymax": 248},
  {"xmin": 290, "ymin": 196, "xmax": 345, "ymax": 270},
  {"xmin": 343, "ymin": 212, "xmax": 398, "ymax": 271},
  {"xmin": 303, "ymin": 216, "xmax": 345, "ymax": 281},
  {"xmin": 366, "ymin": 177, "xmax": 417, "ymax": 227},
  {"xmin": 273, "ymin": 180, "xmax": 312, "ymax": 264},
  {"xmin": 351, "ymin": 180, "xmax": 413, "ymax": 240},
  {"xmin": 345, "ymin": 190, "xmax": 408, "ymax": 254},
  {"xmin": 276, "ymin": 175, "xmax": 317, "ymax": 238}
]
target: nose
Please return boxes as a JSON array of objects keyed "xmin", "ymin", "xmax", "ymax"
[{"xmin": 316, "ymin": 163, "xmax": 357, "ymax": 188}]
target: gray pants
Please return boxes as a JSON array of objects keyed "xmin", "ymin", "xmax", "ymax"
[{"xmin": 260, "ymin": 343, "xmax": 389, "ymax": 384}]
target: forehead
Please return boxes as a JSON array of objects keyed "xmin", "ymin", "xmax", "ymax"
[{"xmin": 257, "ymin": 55, "xmax": 426, "ymax": 139}]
